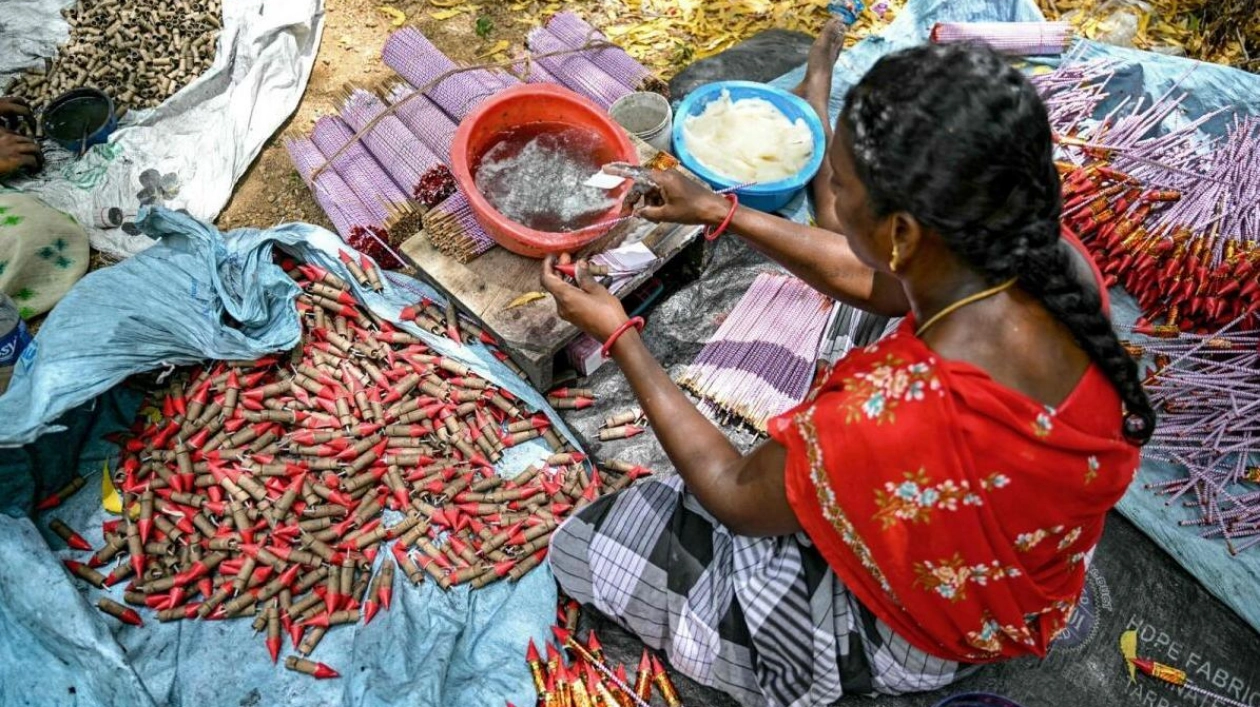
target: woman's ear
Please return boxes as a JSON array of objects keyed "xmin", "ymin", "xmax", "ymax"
[{"xmin": 888, "ymin": 212, "xmax": 923, "ymax": 272}]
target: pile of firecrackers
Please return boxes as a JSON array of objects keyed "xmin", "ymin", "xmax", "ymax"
[
  {"xmin": 1033, "ymin": 56, "xmax": 1260, "ymax": 556},
  {"xmin": 41, "ymin": 248, "xmax": 657, "ymax": 679},
  {"xmin": 518, "ymin": 599, "xmax": 683, "ymax": 707}
]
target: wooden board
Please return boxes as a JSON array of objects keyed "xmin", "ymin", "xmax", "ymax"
[{"xmin": 400, "ymin": 135, "xmax": 704, "ymax": 389}]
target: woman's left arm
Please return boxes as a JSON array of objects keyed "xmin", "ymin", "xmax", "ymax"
[{"xmin": 542, "ymin": 256, "xmax": 802, "ymax": 537}]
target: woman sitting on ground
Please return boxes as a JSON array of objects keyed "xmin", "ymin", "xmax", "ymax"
[{"xmin": 539, "ymin": 29, "xmax": 1152, "ymax": 707}]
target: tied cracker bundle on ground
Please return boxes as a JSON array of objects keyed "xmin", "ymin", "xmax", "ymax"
[{"xmin": 288, "ymin": 18, "xmax": 664, "ymax": 265}]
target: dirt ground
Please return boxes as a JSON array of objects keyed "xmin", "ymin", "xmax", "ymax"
[{"xmin": 215, "ymin": 0, "xmax": 620, "ymax": 233}]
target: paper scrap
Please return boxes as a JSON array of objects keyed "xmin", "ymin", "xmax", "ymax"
[{"xmin": 584, "ymin": 172, "xmax": 627, "ymax": 189}]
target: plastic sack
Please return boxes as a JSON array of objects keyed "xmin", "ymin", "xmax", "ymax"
[
  {"xmin": 0, "ymin": 0, "xmax": 324, "ymax": 259},
  {"xmin": 0, "ymin": 209, "xmax": 571, "ymax": 705}
]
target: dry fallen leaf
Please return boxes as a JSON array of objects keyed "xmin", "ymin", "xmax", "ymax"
[
  {"xmin": 505, "ymin": 292, "xmax": 548, "ymax": 310},
  {"xmin": 479, "ymin": 39, "xmax": 512, "ymax": 58},
  {"xmin": 378, "ymin": 4, "xmax": 406, "ymax": 27},
  {"xmin": 430, "ymin": 8, "xmax": 468, "ymax": 21}
]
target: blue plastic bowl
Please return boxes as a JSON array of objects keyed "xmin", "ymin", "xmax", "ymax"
[
  {"xmin": 41, "ymin": 87, "xmax": 118, "ymax": 155},
  {"xmin": 672, "ymin": 81, "xmax": 826, "ymax": 213}
]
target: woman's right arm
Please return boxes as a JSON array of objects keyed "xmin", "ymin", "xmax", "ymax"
[{"xmin": 638, "ymin": 170, "xmax": 910, "ymax": 317}]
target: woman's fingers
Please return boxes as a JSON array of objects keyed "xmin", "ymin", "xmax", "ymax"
[{"xmin": 574, "ymin": 260, "xmax": 601, "ymax": 294}]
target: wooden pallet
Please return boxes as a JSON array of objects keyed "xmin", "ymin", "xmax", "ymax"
[{"xmin": 400, "ymin": 136, "xmax": 705, "ymax": 390}]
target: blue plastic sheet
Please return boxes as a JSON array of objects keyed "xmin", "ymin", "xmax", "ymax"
[
  {"xmin": 0, "ymin": 208, "xmax": 569, "ymax": 706},
  {"xmin": 768, "ymin": 0, "xmax": 1260, "ymax": 635}
]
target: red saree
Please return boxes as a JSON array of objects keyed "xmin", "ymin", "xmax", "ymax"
[{"xmin": 769, "ymin": 241, "xmax": 1138, "ymax": 663}]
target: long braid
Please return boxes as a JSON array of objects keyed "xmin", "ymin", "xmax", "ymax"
[{"xmin": 840, "ymin": 42, "xmax": 1154, "ymax": 444}]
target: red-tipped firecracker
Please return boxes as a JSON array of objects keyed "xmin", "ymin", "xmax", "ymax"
[
  {"xmin": 285, "ymin": 655, "xmax": 341, "ymax": 679},
  {"xmin": 35, "ymin": 476, "xmax": 87, "ymax": 511},
  {"xmin": 547, "ymin": 386, "xmax": 595, "ymax": 400},
  {"xmin": 526, "ymin": 638, "xmax": 548, "ymax": 695},
  {"xmin": 97, "ymin": 597, "xmax": 144, "ymax": 626},
  {"xmin": 547, "ymin": 396, "xmax": 595, "ymax": 411},
  {"xmin": 633, "ymin": 649, "xmax": 652, "ymax": 702},
  {"xmin": 651, "ymin": 654, "xmax": 683, "ymax": 707},
  {"xmin": 49, "ymin": 519, "xmax": 93, "ymax": 551},
  {"xmin": 597, "ymin": 425, "xmax": 645, "ymax": 442},
  {"xmin": 266, "ymin": 603, "xmax": 282, "ymax": 664}
]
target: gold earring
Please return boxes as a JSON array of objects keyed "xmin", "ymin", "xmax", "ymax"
[{"xmin": 889, "ymin": 243, "xmax": 900, "ymax": 273}]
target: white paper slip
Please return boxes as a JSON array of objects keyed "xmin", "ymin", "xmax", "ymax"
[{"xmin": 584, "ymin": 172, "xmax": 627, "ymax": 190}]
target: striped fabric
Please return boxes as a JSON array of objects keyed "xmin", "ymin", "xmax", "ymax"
[{"xmin": 550, "ymin": 474, "xmax": 975, "ymax": 706}]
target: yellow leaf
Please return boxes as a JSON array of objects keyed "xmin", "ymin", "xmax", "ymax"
[
  {"xmin": 101, "ymin": 460, "xmax": 121, "ymax": 513},
  {"xmin": 378, "ymin": 5, "xmax": 407, "ymax": 27},
  {"xmin": 505, "ymin": 292, "xmax": 548, "ymax": 310},
  {"xmin": 431, "ymin": 7, "xmax": 467, "ymax": 20},
  {"xmin": 429, "ymin": 0, "xmax": 464, "ymax": 6},
  {"xmin": 479, "ymin": 39, "xmax": 512, "ymax": 58}
]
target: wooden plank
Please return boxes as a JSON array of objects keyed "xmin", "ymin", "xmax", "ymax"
[{"xmin": 399, "ymin": 134, "xmax": 705, "ymax": 388}]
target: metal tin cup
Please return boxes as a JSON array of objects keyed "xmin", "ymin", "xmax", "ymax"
[
  {"xmin": 41, "ymin": 87, "xmax": 118, "ymax": 155},
  {"xmin": 609, "ymin": 92, "xmax": 673, "ymax": 155}
]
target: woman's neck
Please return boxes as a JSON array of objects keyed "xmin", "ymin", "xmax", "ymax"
[{"xmin": 904, "ymin": 269, "xmax": 998, "ymax": 328}]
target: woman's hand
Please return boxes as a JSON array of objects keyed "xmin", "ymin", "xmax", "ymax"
[
  {"xmin": 0, "ymin": 128, "xmax": 43, "ymax": 177},
  {"xmin": 540, "ymin": 253, "xmax": 630, "ymax": 341},
  {"xmin": 635, "ymin": 169, "xmax": 731, "ymax": 226},
  {"xmin": 0, "ymin": 97, "xmax": 34, "ymax": 132}
]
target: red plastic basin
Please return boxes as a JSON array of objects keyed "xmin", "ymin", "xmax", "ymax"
[{"xmin": 450, "ymin": 83, "xmax": 639, "ymax": 259}]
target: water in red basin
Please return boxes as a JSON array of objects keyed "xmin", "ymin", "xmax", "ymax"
[{"xmin": 451, "ymin": 84, "xmax": 639, "ymax": 258}]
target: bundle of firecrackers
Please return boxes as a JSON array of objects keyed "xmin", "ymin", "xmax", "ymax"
[
  {"xmin": 1056, "ymin": 158, "xmax": 1259, "ymax": 335},
  {"xmin": 518, "ymin": 622, "xmax": 685, "ymax": 707},
  {"xmin": 42, "ymin": 249, "xmax": 657, "ymax": 680},
  {"xmin": 1034, "ymin": 59, "xmax": 1260, "ymax": 336},
  {"xmin": 1124, "ymin": 322, "xmax": 1260, "ymax": 557}
]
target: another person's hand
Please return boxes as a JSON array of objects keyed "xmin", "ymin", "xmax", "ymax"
[
  {"xmin": 635, "ymin": 169, "xmax": 731, "ymax": 226},
  {"xmin": 0, "ymin": 97, "xmax": 34, "ymax": 132},
  {"xmin": 0, "ymin": 128, "xmax": 43, "ymax": 177},
  {"xmin": 541, "ymin": 253, "xmax": 631, "ymax": 341}
]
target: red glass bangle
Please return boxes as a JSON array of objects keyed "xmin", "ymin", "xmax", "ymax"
[
  {"xmin": 704, "ymin": 194, "xmax": 739, "ymax": 242},
  {"xmin": 600, "ymin": 317, "xmax": 645, "ymax": 358}
]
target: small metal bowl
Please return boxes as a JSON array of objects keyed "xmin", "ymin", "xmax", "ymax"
[{"xmin": 41, "ymin": 87, "xmax": 118, "ymax": 155}]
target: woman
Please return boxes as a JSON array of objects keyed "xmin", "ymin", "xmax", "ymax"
[{"xmin": 539, "ymin": 31, "xmax": 1154, "ymax": 707}]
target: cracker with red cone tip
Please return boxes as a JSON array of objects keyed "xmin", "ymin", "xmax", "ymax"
[
  {"xmin": 633, "ymin": 649, "xmax": 653, "ymax": 701},
  {"xmin": 49, "ymin": 519, "xmax": 93, "ymax": 551},
  {"xmin": 97, "ymin": 597, "xmax": 144, "ymax": 626},
  {"xmin": 651, "ymin": 654, "xmax": 683, "ymax": 707},
  {"xmin": 285, "ymin": 655, "xmax": 340, "ymax": 679},
  {"xmin": 266, "ymin": 604, "xmax": 282, "ymax": 663},
  {"xmin": 586, "ymin": 629, "xmax": 605, "ymax": 664},
  {"xmin": 36, "ymin": 476, "xmax": 86, "ymax": 510}
]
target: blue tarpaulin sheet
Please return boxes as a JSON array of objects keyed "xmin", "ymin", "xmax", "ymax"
[
  {"xmin": 0, "ymin": 210, "xmax": 567, "ymax": 706},
  {"xmin": 768, "ymin": 0, "xmax": 1260, "ymax": 636}
]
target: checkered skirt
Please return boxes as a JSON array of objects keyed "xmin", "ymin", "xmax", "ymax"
[{"xmin": 549, "ymin": 474, "xmax": 977, "ymax": 707}]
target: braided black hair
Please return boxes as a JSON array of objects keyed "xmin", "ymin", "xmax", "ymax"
[{"xmin": 839, "ymin": 42, "xmax": 1155, "ymax": 445}]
